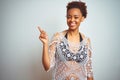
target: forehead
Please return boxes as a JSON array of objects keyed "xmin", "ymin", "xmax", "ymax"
[{"xmin": 67, "ymin": 8, "xmax": 82, "ymax": 15}]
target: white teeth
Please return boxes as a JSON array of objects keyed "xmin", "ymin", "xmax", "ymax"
[{"xmin": 70, "ymin": 23, "xmax": 76, "ymax": 26}]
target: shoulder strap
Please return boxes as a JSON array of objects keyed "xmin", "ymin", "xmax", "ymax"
[
  {"xmin": 79, "ymin": 33, "xmax": 83, "ymax": 42},
  {"xmin": 65, "ymin": 32, "xmax": 83, "ymax": 42}
]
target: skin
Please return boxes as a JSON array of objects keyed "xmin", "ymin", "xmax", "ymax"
[
  {"xmin": 66, "ymin": 8, "xmax": 84, "ymax": 43},
  {"xmin": 38, "ymin": 8, "xmax": 93, "ymax": 80},
  {"xmin": 38, "ymin": 27, "xmax": 50, "ymax": 71}
]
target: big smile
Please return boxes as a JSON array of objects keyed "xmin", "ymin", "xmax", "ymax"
[{"xmin": 69, "ymin": 22, "xmax": 76, "ymax": 27}]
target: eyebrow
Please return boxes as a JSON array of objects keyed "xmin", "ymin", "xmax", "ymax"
[{"xmin": 67, "ymin": 15, "xmax": 80, "ymax": 17}]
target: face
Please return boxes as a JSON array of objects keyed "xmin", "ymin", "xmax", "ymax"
[{"xmin": 67, "ymin": 8, "xmax": 84, "ymax": 30}]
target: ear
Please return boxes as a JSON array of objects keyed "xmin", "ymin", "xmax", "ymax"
[{"xmin": 81, "ymin": 16, "xmax": 85, "ymax": 22}]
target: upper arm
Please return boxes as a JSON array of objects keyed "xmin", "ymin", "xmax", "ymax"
[
  {"xmin": 86, "ymin": 37, "xmax": 94, "ymax": 78},
  {"xmin": 48, "ymin": 32, "xmax": 61, "ymax": 70}
]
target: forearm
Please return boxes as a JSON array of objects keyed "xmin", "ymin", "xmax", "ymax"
[
  {"xmin": 87, "ymin": 77, "xmax": 94, "ymax": 80},
  {"xmin": 42, "ymin": 43, "xmax": 50, "ymax": 71}
]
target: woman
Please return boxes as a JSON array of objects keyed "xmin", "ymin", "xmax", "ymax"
[{"xmin": 38, "ymin": 1, "xmax": 94, "ymax": 80}]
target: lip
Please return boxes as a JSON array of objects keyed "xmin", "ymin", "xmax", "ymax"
[{"xmin": 69, "ymin": 22, "xmax": 76, "ymax": 26}]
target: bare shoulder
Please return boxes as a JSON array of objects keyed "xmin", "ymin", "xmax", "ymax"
[
  {"xmin": 80, "ymin": 32, "xmax": 85, "ymax": 39},
  {"xmin": 53, "ymin": 30, "xmax": 67, "ymax": 38},
  {"xmin": 53, "ymin": 32, "xmax": 60, "ymax": 37},
  {"xmin": 80, "ymin": 32, "xmax": 91, "ymax": 44},
  {"xmin": 61, "ymin": 30, "xmax": 68, "ymax": 36}
]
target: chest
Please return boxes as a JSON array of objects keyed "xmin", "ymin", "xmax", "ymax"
[{"xmin": 56, "ymin": 38, "xmax": 89, "ymax": 64}]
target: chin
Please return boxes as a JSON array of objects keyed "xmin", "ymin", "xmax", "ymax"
[{"xmin": 69, "ymin": 26, "xmax": 77, "ymax": 30}]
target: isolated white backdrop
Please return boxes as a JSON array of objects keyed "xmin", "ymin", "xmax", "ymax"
[{"xmin": 0, "ymin": 0, "xmax": 120, "ymax": 80}]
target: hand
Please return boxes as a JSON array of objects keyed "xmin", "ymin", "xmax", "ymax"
[{"xmin": 38, "ymin": 26, "xmax": 49, "ymax": 44}]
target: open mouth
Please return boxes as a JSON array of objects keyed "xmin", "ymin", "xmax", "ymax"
[{"xmin": 69, "ymin": 22, "xmax": 76, "ymax": 27}]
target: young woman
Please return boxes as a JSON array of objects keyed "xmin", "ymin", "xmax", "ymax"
[{"xmin": 38, "ymin": 1, "xmax": 94, "ymax": 80}]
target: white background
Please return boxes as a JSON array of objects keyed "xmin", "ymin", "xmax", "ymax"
[{"xmin": 0, "ymin": 0, "xmax": 120, "ymax": 80}]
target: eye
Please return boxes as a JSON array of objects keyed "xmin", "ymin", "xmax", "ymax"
[
  {"xmin": 66, "ymin": 16, "xmax": 71, "ymax": 19},
  {"xmin": 74, "ymin": 16, "xmax": 79, "ymax": 19}
]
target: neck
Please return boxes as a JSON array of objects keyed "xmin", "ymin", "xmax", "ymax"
[
  {"xmin": 66, "ymin": 29, "xmax": 81, "ymax": 43},
  {"xmin": 67, "ymin": 29, "xmax": 79, "ymax": 36}
]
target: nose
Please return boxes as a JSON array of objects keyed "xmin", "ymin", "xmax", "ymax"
[{"xmin": 71, "ymin": 17, "xmax": 75, "ymax": 22}]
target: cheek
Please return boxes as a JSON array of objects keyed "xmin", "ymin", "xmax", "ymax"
[
  {"xmin": 77, "ymin": 18, "xmax": 81, "ymax": 22},
  {"xmin": 66, "ymin": 19, "xmax": 71, "ymax": 27},
  {"xmin": 67, "ymin": 19, "xmax": 70, "ymax": 23},
  {"xmin": 77, "ymin": 19, "xmax": 82, "ymax": 24}
]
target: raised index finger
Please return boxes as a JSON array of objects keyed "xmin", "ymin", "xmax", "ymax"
[{"xmin": 38, "ymin": 26, "xmax": 42, "ymax": 33}]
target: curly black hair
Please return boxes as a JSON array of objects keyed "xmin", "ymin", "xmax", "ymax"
[{"xmin": 66, "ymin": 1, "xmax": 87, "ymax": 18}]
